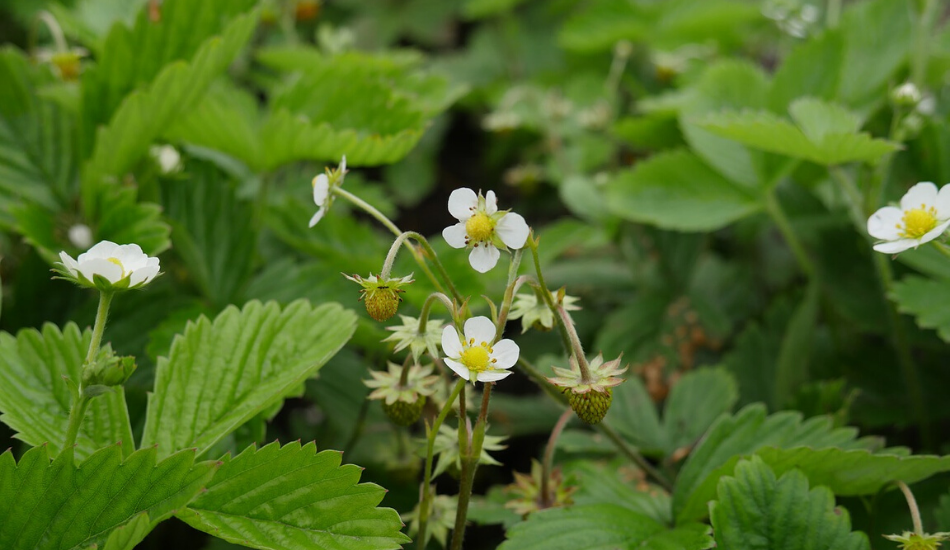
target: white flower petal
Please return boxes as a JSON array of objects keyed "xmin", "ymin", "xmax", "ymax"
[
  {"xmin": 441, "ymin": 325, "xmax": 464, "ymax": 358},
  {"xmin": 130, "ymin": 263, "xmax": 160, "ymax": 286},
  {"xmin": 873, "ymin": 239, "xmax": 917, "ymax": 254},
  {"xmin": 476, "ymin": 370, "xmax": 512, "ymax": 383},
  {"xmin": 484, "ymin": 190, "xmax": 498, "ymax": 215},
  {"xmin": 115, "ymin": 243, "xmax": 148, "ymax": 270},
  {"xmin": 495, "ymin": 212, "xmax": 529, "ymax": 249},
  {"xmin": 469, "ymin": 244, "xmax": 500, "ymax": 273},
  {"xmin": 936, "ymin": 184, "xmax": 950, "ymax": 219},
  {"xmin": 308, "ymin": 208, "xmax": 325, "ymax": 228},
  {"xmin": 78, "ymin": 257, "xmax": 124, "ymax": 283},
  {"xmin": 489, "ymin": 339, "xmax": 519, "ymax": 369},
  {"xmin": 313, "ymin": 174, "xmax": 330, "ymax": 206},
  {"xmin": 59, "ymin": 251, "xmax": 79, "ymax": 275},
  {"xmin": 448, "ymin": 188, "xmax": 478, "ymax": 221},
  {"xmin": 918, "ymin": 218, "xmax": 950, "ymax": 246},
  {"xmin": 867, "ymin": 206, "xmax": 903, "ymax": 241},
  {"xmin": 463, "ymin": 316, "xmax": 497, "ymax": 345},
  {"xmin": 442, "ymin": 223, "xmax": 468, "ymax": 249},
  {"xmin": 80, "ymin": 240, "xmax": 119, "ymax": 262},
  {"xmin": 901, "ymin": 181, "xmax": 938, "ymax": 211},
  {"xmin": 340, "ymin": 155, "xmax": 347, "ymax": 173},
  {"xmin": 444, "ymin": 358, "xmax": 471, "ymax": 381}
]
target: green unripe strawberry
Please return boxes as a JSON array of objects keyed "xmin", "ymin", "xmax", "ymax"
[
  {"xmin": 567, "ymin": 388, "xmax": 612, "ymax": 425},
  {"xmin": 382, "ymin": 395, "xmax": 426, "ymax": 426}
]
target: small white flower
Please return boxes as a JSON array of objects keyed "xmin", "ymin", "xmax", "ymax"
[
  {"xmin": 309, "ymin": 155, "xmax": 346, "ymax": 227},
  {"xmin": 868, "ymin": 182, "xmax": 950, "ymax": 254},
  {"xmin": 441, "ymin": 316, "xmax": 519, "ymax": 383},
  {"xmin": 67, "ymin": 224, "xmax": 93, "ymax": 249},
  {"xmin": 150, "ymin": 145, "xmax": 181, "ymax": 174},
  {"xmin": 57, "ymin": 240, "xmax": 160, "ymax": 291},
  {"xmin": 442, "ymin": 188, "xmax": 530, "ymax": 273}
]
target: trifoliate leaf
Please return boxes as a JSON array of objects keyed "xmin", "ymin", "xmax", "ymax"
[
  {"xmin": 0, "ymin": 323, "xmax": 134, "ymax": 460},
  {"xmin": 711, "ymin": 456, "xmax": 870, "ymax": 550},
  {"xmin": 0, "ymin": 444, "xmax": 218, "ymax": 550},
  {"xmin": 890, "ymin": 276, "xmax": 950, "ymax": 342},
  {"xmin": 141, "ymin": 300, "xmax": 356, "ymax": 459},
  {"xmin": 177, "ymin": 441, "xmax": 411, "ymax": 550}
]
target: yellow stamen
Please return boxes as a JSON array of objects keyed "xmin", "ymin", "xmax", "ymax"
[
  {"xmin": 465, "ymin": 213, "xmax": 494, "ymax": 243},
  {"xmin": 460, "ymin": 345, "xmax": 491, "ymax": 373},
  {"xmin": 107, "ymin": 257, "xmax": 127, "ymax": 278},
  {"xmin": 899, "ymin": 205, "xmax": 938, "ymax": 239}
]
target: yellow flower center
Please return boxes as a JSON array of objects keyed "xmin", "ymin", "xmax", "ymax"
[
  {"xmin": 898, "ymin": 204, "xmax": 938, "ymax": 239},
  {"xmin": 460, "ymin": 342, "xmax": 493, "ymax": 373},
  {"xmin": 465, "ymin": 213, "xmax": 494, "ymax": 243},
  {"xmin": 107, "ymin": 257, "xmax": 127, "ymax": 277}
]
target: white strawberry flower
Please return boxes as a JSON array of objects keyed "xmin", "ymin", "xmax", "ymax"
[
  {"xmin": 309, "ymin": 155, "xmax": 347, "ymax": 227},
  {"xmin": 868, "ymin": 182, "xmax": 950, "ymax": 254},
  {"xmin": 57, "ymin": 240, "xmax": 160, "ymax": 291},
  {"xmin": 442, "ymin": 188, "xmax": 530, "ymax": 273},
  {"xmin": 441, "ymin": 316, "xmax": 519, "ymax": 383}
]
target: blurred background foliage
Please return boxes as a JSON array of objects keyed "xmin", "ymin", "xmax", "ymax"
[{"xmin": 2, "ymin": 0, "xmax": 950, "ymax": 548}]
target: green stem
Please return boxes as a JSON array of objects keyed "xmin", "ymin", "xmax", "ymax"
[
  {"xmin": 527, "ymin": 234, "xmax": 574, "ymax": 357},
  {"xmin": 933, "ymin": 242, "xmax": 950, "ymax": 260},
  {"xmin": 541, "ymin": 408, "xmax": 573, "ymax": 507},
  {"xmin": 556, "ymin": 306, "xmax": 593, "ymax": 383},
  {"xmin": 596, "ymin": 422, "xmax": 673, "ymax": 490},
  {"xmin": 898, "ymin": 481, "xmax": 924, "ymax": 536},
  {"xmin": 334, "ymin": 189, "xmax": 460, "ymax": 302},
  {"xmin": 494, "ymin": 249, "xmax": 524, "ymax": 340},
  {"xmin": 63, "ymin": 290, "xmax": 113, "ymax": 454},
  {"xmin": 764, "ymin": 189, "xmax": 817, "ymax": 279},
  {"xmin": 911, "ymin": 0, "xmax": 937, "ymax": 87},
  {"xmin": 417, "ymin": 379, "xmax": 465, "ymax": 550},
  {"xmin": 450, "ymin": 384, "xmax": 493, "ymax": 550}
]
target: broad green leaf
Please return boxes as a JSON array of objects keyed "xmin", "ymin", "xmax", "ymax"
[
  {"xmin": 0, "ymin": 444, "xmax": 218, "ymax": 550},
  {"xmin": 567, "ymin": 460, "xmax": 672, "ymax": 525},
  {"xmin": 711, "ymin": 457, "xmax": 870, "ymax": 550},
  {"xmin": 697, "ymin": 103, "xmax": 900, "ymax": 166},
  {"xmin": 890, "ymin": 276, "xmax": 950, "ymax": 342},
  {"xmin": 161, "ymin": 161, "xmax": 255, "ymax": 307},
  {"xmin": 605, "ymin": 150, "xmax": 762, "ymax": 231},
  {"xmin": 177, "ymin": 441, "xmax": 411, "ymax": 550},
  {"xmin": 839, "ymin": 0, "xmax": 913, "ymax": 107},
  {"xmin": 608, "ymin": 374, "xmax": 665, "ymax": 456},
  {"xmin": 498, "ymin": 504, "xmax": 662, "ymax": 550},
  {"xmin": 0, "ymin": 322, "xmax": 134, "ymax": 460},
  {"xmin": 0, "ymin": 48, "xmax": 75, "ymax": 224},
  {"xmin": 558, "ymin": 0, "xmax": 650, "ymax": 53},
  {"xmin": 141, "ymin": 300, "xmax": 357, "ymax": 459},
  {"xmin": 81, "ymin": 6, "xmax": 259, "ymax": 210},
  {"xmin": 662, "ymin": 367, "xmax": 739, "ymax": 454},
  {"xmin": 754, "ymin": 446, "xmax": 950, "ymax": 495},
  {"xmin": 789, "ymin": 98, "xmax": 861, "ymax": 142},
  {"xmin": 768, "ymin": 31, "xmax": 845, "ymax": 112},
  {"xmin": 101, "ymin": 513, "xmax": 153, "ymax": 550},
  {"xmin": 672, "ymin": 404, "xmax": 880, "ymax": 523},
  {"xmin": 773, "ymin": 281, "xmax": 819, "ymax": 408}
]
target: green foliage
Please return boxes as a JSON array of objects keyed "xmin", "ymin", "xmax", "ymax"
[
  {"xmin": 141, "ymin": 300, "xmax": 357, "ymax": 459},
  {"xmin": 0, "ymin": 444, "xmax": 217, "ymax": 550},
  {"xmin": 499, "ymin": 503, "xmax": 714, "ymax": 550},
  {"xmin": 710, "ymin": 457, "xmax": 870, "ymax": 550},
  {"xmin": 177, "ymin": 441, "xmax": 411, "ymax": 550},
  {"xmin": 672, "ymin": 404, "xmax": 879, "ymax": 523},
  {"xmin": 890, "ymin": 276, "xmax": 950, "ymax": 342},
  {"xmin": 605, "ymin": 150, "xmax": 762, "ymax": 231},
  {"xmin": 0, "ymin": 322, "xmax": 133, "ymax": 460}
]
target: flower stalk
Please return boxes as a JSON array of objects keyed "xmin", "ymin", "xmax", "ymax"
[
  {"xmin": 898, "ymin": 481, "xmax": 924, "ymax": 536},
  {"xmin": 450, "ymin": 383, "xmax": 494, "ymax": 550},
  {"xmin": 541, "ymin": 408, "xmax": 573, "ymax": 507},
  {"xmin": 417, "ymin": 378, "xmax": 465, "ymax": 549}
]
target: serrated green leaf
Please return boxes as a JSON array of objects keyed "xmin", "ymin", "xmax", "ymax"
[
  {"xmin": 754, "ymin": 446, "xmax": 950, "ymax": 495},
  {"xmin": 177, "ymin": 441, "xmax": 410, "ymax": 550},
  {"xmin": 498, "ymin": 504, "xmax": 665, "ymax": 550},
  {"xmin": 605, "ymin": 150, "xmax": 762, "ymax": 231},
  {"xmin": 839, "ymin": 0, "xmax": 913, "ymax": 106},
  {"xmin": 0, "ymin": 323, "xmax": 133, "ymax": 460},
  {"xmin": 789, "ymin": 98, "xmax": 862, "ymax": 142},
  {"xmin": 101, "ymin": 512, "xmax": 152, "ymax": 550},
  {"xmin": 662, "ymin": 367, "xmax": 739, "ymax": 454},
  {"xmin": 0, "ymin": 444, "xmax": 217, "ymax": 550},
  {"xmin": 890, "ymin": 276, "xmax": 950, "ymax": 342},
  {"xmin": 672, "ymin": 404, "xmax": 879, "ymax": 523},
  {"xmin": 768, "ymin": 31, "xmax": 845, "ymax": 112},
  {"xmin": 141, "ymin": 300, "xmax": 357, "ymax": 459},
  {"xmin": 567, "ymin": 460, "xmax": 671, "ymax": 525},
  {"xmin": 601, "ymin": 375, "xmax": 664, "ymax": 456},
  {"xmin": 697, "ymin": 103, "xmax": 900, "ymax": 166},
  {"xmin": 81, "ymin": 6, "xmax": 258, "ymax": 212},
  {"xmin": 711, "ymin": 457, "xmax": 870, "ymax": 550}
]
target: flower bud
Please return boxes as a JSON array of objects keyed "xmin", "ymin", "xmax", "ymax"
[{"xmin": 83, "ymin": 354, "xmax": 137, "ymax": 388}]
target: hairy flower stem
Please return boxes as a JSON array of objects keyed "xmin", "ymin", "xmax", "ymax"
[
  {"xmin": 37, "ymin": 11, "xmax": 69, "ymax": 53},
  {"xmin": 898, "ymin": 481, "xmax": 924, "ymax": 535},
  {"xmin": 541, "ymin": 408, "xmax": 573, "ymax": 507},
  {"xmin": 494, "ymin": 250, "xmax": 525, "ymax": 340},
  {"xmin": 63, "ymin": 290, "xmax": 113, "ymax": 454},
  {"xmin": 764, "ymin": 189, "xmax": 817, "ymax": 279},
  {"xmin": 557, "ymin": 306, "xmax": 593, "ymax": 383},
  {"xmin": 450, "ymin": 383, "xmax": 493, "ymax": 550},
  {"xmin": 334, "ymin": 189, "xmax": 462, "ymax": 303},
  {"xmin": 526, "ymin": 233, "xmax": 574, "ymax": 358},
  {"xmin": 417, "ymin": 379, "xmax": 465, "ymax": 549}
]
